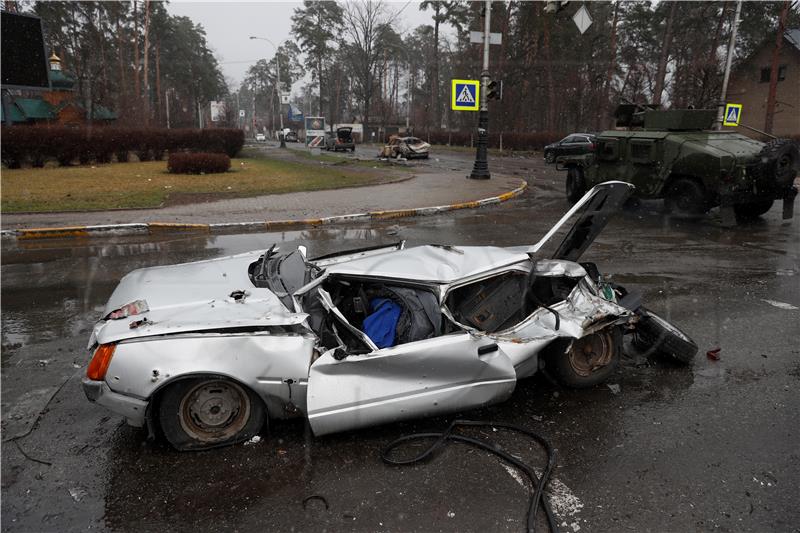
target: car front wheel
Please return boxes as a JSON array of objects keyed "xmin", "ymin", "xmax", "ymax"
[
  {"xmin": 158, "ymin": 377, "xmax": 265, "ymax": 451},
  {"xmin": 733, "ymin": 199, "xmax": 774, "ymax": 220},
  {"xmin": 550, "ymin": 327, "xmax": 621, "ymax": 388}
]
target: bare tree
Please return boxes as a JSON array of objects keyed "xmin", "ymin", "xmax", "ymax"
[
  {"xmin": 652, "ymin": 0, "xmax": 677, "ymax": 106},
  {"xmin": 340, "ymin": 0, "xmax": 397, "ymax": 138}
]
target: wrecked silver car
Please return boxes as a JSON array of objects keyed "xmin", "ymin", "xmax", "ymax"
[{"xmin": 82, "ymin": 182, "xmax": 697, "ymax": 450}]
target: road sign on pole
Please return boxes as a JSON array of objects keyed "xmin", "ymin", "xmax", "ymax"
[
  {"xmin": 572, "ymin": 5, "xmax": 593, "ymax": 34},
  {"xmin": 451, "ymin": 79, "xmax": 480, "ymax": 111},
  {"xmin": 723, "ymin": 103, "xmax": 742, "ymax": 126},
  {"xmin": 469, "ymin": 31, "xmax": 502, "ymax": 45}
]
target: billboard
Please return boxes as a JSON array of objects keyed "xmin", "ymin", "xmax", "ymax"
[
  {"xmin": 305, "ymin": 116, "xmax": 326, "ymax": 147},
  {"xmin": 1, "ymin": 12, "xmax": 51, "ymax": 90},
  {"xmin": 210, "ymin": 100, "xmax": 226, "ymax": 122}
]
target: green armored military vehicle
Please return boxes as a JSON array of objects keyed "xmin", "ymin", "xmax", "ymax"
[{"xmin": 557, "ymin": 106, "xmax": 799, "ymax": 223}]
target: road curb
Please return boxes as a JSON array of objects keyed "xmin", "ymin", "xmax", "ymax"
[{"xmin": 1, "ymin": 179, "xmax": 528, "ymax": 241}]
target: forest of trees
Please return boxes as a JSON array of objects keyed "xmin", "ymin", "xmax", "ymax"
[
  {"xmin": 6, "ymin": 1, "xmax": 797, "ymax": 135},
  {"xmin": 9, "ymin": 1, "xmax": 227, "ymax": 128},
  {"xmin": 243, "ymin": 0, "xmax": 798, "ymax": 136}
]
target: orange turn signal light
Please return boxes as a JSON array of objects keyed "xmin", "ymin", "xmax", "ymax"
[{"xmin": 87, "ymin": 344, "xmax": 116, "ymax": 380}]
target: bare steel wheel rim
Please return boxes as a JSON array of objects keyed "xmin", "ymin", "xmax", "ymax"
[
  {"xmin": 179, "ymin": 380, "xmax": 250, "ymax": 442},
  {"xmin": 568, "ymin": 331, "xmax": 614, "ymax": 377}
]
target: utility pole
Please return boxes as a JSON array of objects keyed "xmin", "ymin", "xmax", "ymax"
[
  {"xmin": 250, "ymin": 36, "xmax": 286, "ymax": 148},
  {"xmin": 469, "ymin": 0, "xmax": 492, "ymax": 180},
  {"xmin": 714, "ymin": 0, "xmax": 742, "ymax": 130}
]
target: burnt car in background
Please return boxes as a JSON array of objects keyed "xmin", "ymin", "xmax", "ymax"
[
  {"xmin": 380, "ymin": 136, "xmax": 430, "ymax": 159},
  {"xmin": 82, "ymin": 182, "xmax": 697, "ymax": 451},
  {"xmin": 284, "ymin": 130, "xmax": 298, "ymax": 143},
  {"xmin": 543, "ymin": 133, "xmax": 596, "ymax": 164},
  {"xmin": 325, "ymin": 127, "xmax": 355, "ymax": 152}
]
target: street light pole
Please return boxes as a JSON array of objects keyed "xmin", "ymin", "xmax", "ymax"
[
  {"xmin": 275, "ymin": 53, "xmax": 286, "ymax": 147},
  {"xmin": 469, "ymin": 0, "xmax": 492, "ymax": 180},
  {"xmin": 714, "ymin": 0, "xmax": 742, "ymax": 130},
  {"xmin": 250, "ymin": 36, "xmax": 286, "ymax": 148}
]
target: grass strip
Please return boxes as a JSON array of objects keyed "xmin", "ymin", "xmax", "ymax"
[{"xmin": 1, "ymin": 156, "xmax": 398, "ymax": 213}]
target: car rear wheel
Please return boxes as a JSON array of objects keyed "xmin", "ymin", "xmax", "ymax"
[
  {"xmin": 550, "ymin": 327, "xmax": 621, "ymax": 388},
  {"xmin": 664, "ymin": 178, "xmax": 708, "ymax": 216},
  {"xmin": 734, "ymin": 199, "xmax": 775, "ymax": 220},
  {"xmin": 633, "ymin": 309, "xmax": 697, "ymax": 364},
  {"xmin": 565, "ymin": 166, "xmax": 586, "ymax": 203},
  {"xmin": 545, "ymin": 151, "xmax": 555, "ymax": 164},
  {"xmin": 158, "ymin": 377, "xmax": 265, "ymax": 451}
]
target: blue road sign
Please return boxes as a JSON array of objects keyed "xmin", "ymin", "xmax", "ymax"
[
  {"xmin": 723, "ymin": 103, "xmax": 742, "ymax": 126},
  {"xmin": 451, "ymin": 79, "xmax": 480, "ymax": 111}
]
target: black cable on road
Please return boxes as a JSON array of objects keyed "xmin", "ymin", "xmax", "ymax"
[{"xmin": 381, "ymin": 419, "xmax": 559, "ymax": 533}]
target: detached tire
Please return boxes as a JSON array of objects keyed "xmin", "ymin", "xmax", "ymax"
[
  {"xmin": 664, "ymin": 177, "xmax": 709, "ymax": 216},
  {"xmin": 158, "ymin": 377, "xmax": 265, "ymax": 451},
  {"xmin": 566, "ymin": 166, "xmax": 587, "ymax": 203},
  {"xmin": 633, "ymin": 309, "xmax": 698, "ymax": 364},
  {"xmin": 550, "ymin": 327, "xmax": 621, "ymax": 388}
]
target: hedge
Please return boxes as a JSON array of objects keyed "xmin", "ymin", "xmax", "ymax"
[
  {"xmin": 1, "ymin": 126, "xmax": 244, "ymax": 168},
  {"xmin": 167, "ymin": 152, "xmax": 231, "ymax": 174}
]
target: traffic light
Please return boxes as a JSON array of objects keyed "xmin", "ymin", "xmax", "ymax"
[{"xmin": 486, "ymin": 79, "xmax": 502, "ymax": 100}]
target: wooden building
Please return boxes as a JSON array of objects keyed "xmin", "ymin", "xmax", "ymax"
[{"xmin": 726, "ymin": 29, "xmax": 800, "ymax": 136}]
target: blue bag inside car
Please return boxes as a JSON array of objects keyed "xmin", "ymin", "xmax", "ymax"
[{"xmin": 363, "ymin": 298, "xmax": 402, "ymax": 348}]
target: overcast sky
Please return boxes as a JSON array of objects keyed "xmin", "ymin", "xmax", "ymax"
[{"xmin": 168, "ymin": 1, "xmax": 447, "ymax": 89}]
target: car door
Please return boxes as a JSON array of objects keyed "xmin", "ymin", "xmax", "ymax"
[{"xmin": 306, "ymin": 290, "xmax": 517, "ymax": 436}]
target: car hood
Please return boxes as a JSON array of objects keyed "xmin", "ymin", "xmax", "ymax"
[
  {"xmin": 521, "ymin": 180, "xmax": 634, "ymax": 261},
  {"xmin": 92, "ymin": 251, "xmax": 307, "ymax": 346}
]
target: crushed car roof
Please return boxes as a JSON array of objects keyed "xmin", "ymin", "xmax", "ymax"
[{"xmin": 324, "ymin": 244, "xmax": 529, "ymax": 283}]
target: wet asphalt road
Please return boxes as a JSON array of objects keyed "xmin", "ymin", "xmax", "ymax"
[{"xmin": 2, "ymin": 150, "xmax": 799, "ymax": 532}]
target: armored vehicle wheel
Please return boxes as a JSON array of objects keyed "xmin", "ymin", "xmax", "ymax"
[
  {"xmin": 159, "ymin": 377, "xmax": 265, "ymax": 451},
  {"xmin": 566, "ymin": 166, "xmax": 587, "ymax": 203},
  {"xmin": 633, "ymin": 309, "xmax": 697, "ymax": 364},
  {"xmin": 664, "ymin": 178, "xmax": 708, "ymax": 216},
  {"xmin": 734, "ymin": 199, "xmax": 775, "ymax": 220},
  {"xmin": 550, "ymin": 327, "xmax": 621, "ymax": 388},
  {"xmin": 545, "ymin": 150, "xmax": 556, "ymax": 164},
  {"xmin": 761, "ymin": 139, "xmax": 799, "ymax": 185}
]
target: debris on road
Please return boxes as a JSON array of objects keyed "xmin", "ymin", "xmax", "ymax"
[
  {"xmin": 706, "ymin": 347, "xmax": 721, "ymax": 361},
  {"xmin": 761, "ymin": 299, "xmax": 798, "ymax": 310}
]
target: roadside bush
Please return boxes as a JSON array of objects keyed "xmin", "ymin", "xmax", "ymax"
[
  {"xmin": 167, "ymin": 152, "xmax": 231, "ymax": 174},
  {"xmin": 1, "ymin": 126, "xmax": 245, "ymax": 167}
]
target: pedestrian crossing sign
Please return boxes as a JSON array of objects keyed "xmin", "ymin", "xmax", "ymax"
[
  {"xmin": 723, "ymin": 103, "xmax": 742, "ymax": 126},
  {"xmin": 451, "ymin": 79, "xmax": 480, "ymax": 111}
]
